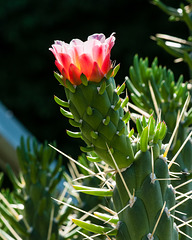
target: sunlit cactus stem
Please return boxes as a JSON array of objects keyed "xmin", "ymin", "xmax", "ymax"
[{"xmin": 113, "ymin": 117, "xmax": 179, "ymax": 240}]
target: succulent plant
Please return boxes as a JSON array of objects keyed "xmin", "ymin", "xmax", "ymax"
[{"xmin": 0, "ymin": 137, "xmax": 73, "ymax": 240}]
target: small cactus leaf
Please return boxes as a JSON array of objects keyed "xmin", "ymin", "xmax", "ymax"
[
  {"xmin": 140, "ymin": 126, "xmax": 149, "ymax": 152},
  {"xmin": 114, "ymin": 99, "xmax": 122, "ymax": 111},
  {"xmin": 113, "ymin": 64, "xmax": 120, "ymax": 78},
  {"xmin": 54, "ymin": 71, "xmax": 64, "ymax": 86},
  {"xmin": 87, "ymin": 156, "xmax": 101, "ymax": 162},
  {"xmin": 125, "ymin": 76, "xmax": 141, "ymax": 98},
  {"xmin": 80, "ymin": 146, "xmax": 94, "ymax": 152},
  {"xmin": 136, "ymin": 118, "xmax": 143, "ymax": 136},
  {"xmin": 6, "ymin": 165, "xmax": 23, "ymax": 189},
  {"xmin": 66, "ymin": 79, "xmax": 76, "ymax": 93},
  {"xmin": 98, "ymin": 80, "xmax": 106, "ymax": 95},
  {"xmin": 121, "ymin": 96, "xmax": 129, "ymax": 109},
  {"xmin": 103, "ymin": 116, "xmax": 110, "ymax": 126},
  {"xmin": 94, "ymin": 212, "xmax": 119, "ymax": 224},
  {"xmin": 0, "ymin": 172, "xmax": 3, "ymax": 188},
  {"xmin": 128, "ymin": 128, "xmax": 134, "ymax": 138},
  {"xmin": 54, "ymin": 95, "xmax": 69, "ymax": 107},
  {"xmin": 116, "ymin": 82, "xmax": 125, "ymax": 96},
  {"xmin": 106, "ymin": 68, "xmax": 114, "ymax": 79},
  {"xmin": 69, "ymin": 119, "xmax": 82, "ymax": 127},
  {"xmin": 80, "ymin": 73, "xmax": 88, "ymax": 86},
  {"xmin": 66, "ymin": 130, "xmax": 82, "ymax": 138},
  {"xmin": 60, "ymin": 107, "xmax": 73, "ymax": 119},
  {"xmin": 86, "ymin": 106, "xmax": 93, "ymax": 115},
  {"xmin": 148, "ymin": 115, "xmax": 155, "ymax": 137},
  {"xmin": 158, "ymin": 121, "xmax": 167, "ymax": 140},
  {"xmin": 72, "ymin": 219, "xmax": 117, "ymax": 235},
  {"xmin": 122, "ymin": 111, "xmax": 130, "ymax": 123},
  {"xmin": 73, "ymin": 185, "xmax": 113, "ymax": 197}
]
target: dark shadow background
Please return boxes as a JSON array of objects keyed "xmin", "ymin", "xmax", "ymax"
[{"xmin": 0, "ymin": 0, "xmax": 190, "ymax": 160}]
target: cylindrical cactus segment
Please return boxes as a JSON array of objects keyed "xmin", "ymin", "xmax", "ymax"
[
  {"xmin": 113, "ymin": 118, "xmax": 179, "ymax": 240},
  {"xmin": 57, "ymin": 74, "xmax": 134, "ymax": 169},
  {"xmin": 113, "ymin": 149, "xmax": 178, "ymax": 240}
]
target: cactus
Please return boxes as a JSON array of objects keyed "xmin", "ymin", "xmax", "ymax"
[
  {"xmin": 0, "ymin": 137, "xmax": 74, "ymax": 240},
  {"xmin": 60, "ymin": 75, "xmax": 134, "ymax": 169},
  {"xmin": 49, "ymin": 33, "xmax": 187, "ymax": 239},
  {"xmin": 126, "ymin": 55, "xmax": 192, "ymax": 239}
]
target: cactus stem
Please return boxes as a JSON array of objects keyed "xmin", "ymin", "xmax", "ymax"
[
  {"xmin": 150, "ymin": 201, "xmax": 167, "ymax": 239},
  {"xmin": 106, "ymin": 143, "xmax": 134, "ymax": 201}
]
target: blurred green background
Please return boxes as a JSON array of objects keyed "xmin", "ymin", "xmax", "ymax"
[{"xmin": 0, "ymin": 0, "xmax": 189, "ymax": 159}]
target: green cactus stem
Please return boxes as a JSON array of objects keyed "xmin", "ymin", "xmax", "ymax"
[
  {"xmin": 113, "ymin": 117, "xmax": 179, "ymax": 240},
  {"xmin": 55, "ymin": 73, "xmax": 134, "ymax": 169}
]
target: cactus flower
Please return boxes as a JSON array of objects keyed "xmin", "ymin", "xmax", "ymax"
[{"xmin": 50, "ymin": 33, "xmax": 115, "ymax": 85}]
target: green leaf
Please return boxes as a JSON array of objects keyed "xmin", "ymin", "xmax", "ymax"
[
  {"xmin": 72, "ymin": 219, "xmax": 117, "ymax": 235},
  {"xmin": 73, "ymin": 185, "xmax": 113, "ymax": 197},
  {"xmin": 54, "ymin": 72, "xmax": 64, "ymax": 86},
  {"xmin": 66, "ymin": 130, "xmax": 82, "ymax": 138},
  {"xmin": 54, "ymin": 95, "xmax": 69, "ymax": 107},
  {"xmin": 140, "ymin": 126, "xmax": 149, "ymax": 152},
  {"xmin": 113, "ymin": 64, "xmax": 120, "ymax": 77},
  {"xmin": 60, "ymin": 107, "xmax": 73, "ymax": 119},
  {"xmin": 94, "ymin": 212, "xmax": 119, "ymax": 224}
]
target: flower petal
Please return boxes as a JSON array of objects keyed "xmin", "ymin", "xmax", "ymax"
[
  {"xmin": 101, "ymin": 53, "xmax": 111, "ymax": 74},
  {"xmin": 79, "ymin": 54, "xmax": 93, "ymax": 79},
  {"xmin": 89, "ymin": 62, "xmax": 104, "ymax": 82},
  {"xmin": 55, "ymin": 60, "xmax": 64, "ymax": 74},
  {"xmin": 60, "ymin": 53, "xmax": 71, "ymax": 71},
  {"xmin": 106, "ymin": 33, "xmax": 116, "ymax": 53},
  {"xmin": 68, "ymin": 64, "xmax": 82, "ymax": 85},
  {"xmin": 88, "ymin": 33, "xmax": 105, "ymax": 43},
  {"xmin": 92, "ymin": 45, "xmax": 104, "ymax": 68}
]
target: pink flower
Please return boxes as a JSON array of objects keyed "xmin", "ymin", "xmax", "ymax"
[{"xmin": 50, "ymin": 33, "xmax": 115, "ymax": 85}]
